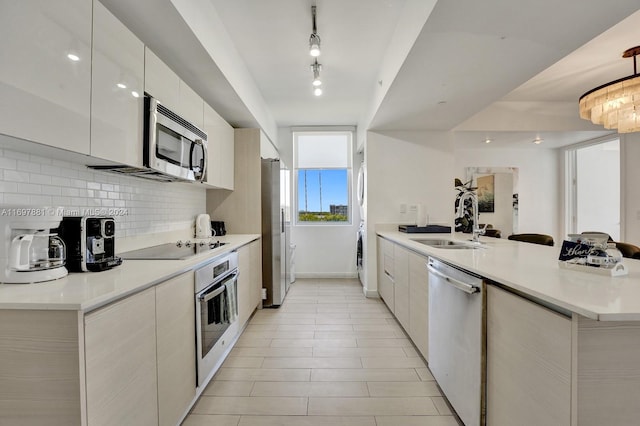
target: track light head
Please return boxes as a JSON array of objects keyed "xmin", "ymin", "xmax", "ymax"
[{"xmin": 309, "ymin": 6, "xmax": 321, "ymax": 57}]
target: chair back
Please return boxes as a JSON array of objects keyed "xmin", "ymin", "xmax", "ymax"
[
  {"xmin": 508, "ymin": 233, "xmax": 554, "ymax": 246},
  {"xmin": 615, "ymin": 242, "xmax": 640, "ymax": 259}
]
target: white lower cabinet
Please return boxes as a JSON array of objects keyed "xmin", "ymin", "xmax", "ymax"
[
  {"xmin": 377, "ymin": 238, "xmax": 429, "ymax": 359},
  {"xmin": 238, "ymin": 239, "xmax": 263, "ymax": 326},
  {"xmin": 84, "ymin": 287, "xmax": 158, "ymax": 426},
  {"xmin": 408, "ymin": 250, "xmax": 429, "ymax": 360},
  {"xmin": 238, "ymin": 243, "xmax": 252, "ymax": 326},
  {"xmin": 377, "ymin": 237, "xmax": 395, "ymax": 311},
  {"xmin": 250, "ymin": 239, "xmax": 263, "ymax": 310},
  {"xmin": 486, "ymin": 285, "xmax": 571, "ymax": 425},
  {"xmin": 156, "ymin": 271, "xmax": 196, "ymax": 426},
  {"xmin": 84, "ymin": 271, "xmax": 196, "ymax": 426},
  {"xmin": 393, "ymin": 245, "xmax": 410, "ymax": 330}
]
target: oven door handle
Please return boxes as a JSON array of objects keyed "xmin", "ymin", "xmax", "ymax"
[
  {"xmin": 199, "ymin": 285, "xmax": 226, "ymax": 303},
  {"xmin": 224, "ymin": 271, "xmax": 239, "ymax": 288}
]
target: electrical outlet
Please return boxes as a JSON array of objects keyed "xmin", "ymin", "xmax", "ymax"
[{"xmin": 400, "ymin": 204, "xmax": 407, "ymax": 214}]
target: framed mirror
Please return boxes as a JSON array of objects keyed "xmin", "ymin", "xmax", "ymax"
[{"xmin": 465, "ymin": 167, "xmax": 519, "ymax": 236}]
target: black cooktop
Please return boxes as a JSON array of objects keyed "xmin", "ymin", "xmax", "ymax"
[{"xmin": 119, "ymin": 241, "xmax": 227, "ymax": 260}]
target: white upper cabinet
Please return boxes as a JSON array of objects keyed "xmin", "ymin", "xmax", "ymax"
[
  {"xmin": 0, "ymin": 0, "xmax": 92, "ymax": 153},
  {"xmin": 144, "ymin": 47, "xmax": 180, "ymax": 110},
  {"xmin": 178, "ymin": 81, "xmax": 204, "ymax": 129},
  {"xmin": 90, "ymin": 1, "xmax": 144, "ymax": 167},
  {"xmin": 144, "ymin": 48, "xmax": 204, "ymax": 128},
  {"xmin": 204, "ymin": 102, "xmax": 234, "ymax": 190}
]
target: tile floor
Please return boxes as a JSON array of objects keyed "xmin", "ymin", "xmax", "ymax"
[{"xmin": 183, "ymin": 278, "xmax": 460, "ymax": 426}]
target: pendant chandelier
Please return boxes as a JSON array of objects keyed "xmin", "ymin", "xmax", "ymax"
[{"xmin": 579, "ymin": 46, "xmax": 640, "ymax": 133}]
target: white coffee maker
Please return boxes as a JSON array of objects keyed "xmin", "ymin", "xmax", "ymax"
[{"xmin": 0, "ymin": 210, "xmax": 68, "ymax": 284}]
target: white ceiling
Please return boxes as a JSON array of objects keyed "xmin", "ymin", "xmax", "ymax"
[
  {"xmin": 208, "ymin": 0, "xmax": 407, "ymax": 127},
  {"xmin": 102, "ymin": 0, "xmax": 640, "ymax": 149}
]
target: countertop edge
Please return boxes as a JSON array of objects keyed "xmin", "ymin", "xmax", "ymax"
[
  {"xmin": 377, "ymin": 231, "xmax": 640, "ymax": 322},
  {"xmin": 0, "ymin": 234, "xmax": 261, "ymax": 312}
]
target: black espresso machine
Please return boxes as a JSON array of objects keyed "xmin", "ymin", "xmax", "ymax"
[{"xmin": 59, "ymin": 216, "xmax": 122, "ymax": 272}]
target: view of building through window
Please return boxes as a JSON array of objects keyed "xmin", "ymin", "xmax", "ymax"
[
  {"xmin": 294, "ymin": 131, "xmax": 352, "ymax": 223},
  {"xmin": 298, "ymin": 169, "xmax": 348, "ymax": 221}
]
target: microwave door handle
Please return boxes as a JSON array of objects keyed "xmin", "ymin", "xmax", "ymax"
[
  {"xmin": 190, "ymin": 139, "xmax": 207, "ymax": 182},
  {"xmin": 199, "ymin": 139, "xmax": 207, "ymax": 182}
]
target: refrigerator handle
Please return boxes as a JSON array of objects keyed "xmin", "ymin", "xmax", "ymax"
[{"xmin": 281, "ymin": 208, "xmax": 285, "ymax": 233}]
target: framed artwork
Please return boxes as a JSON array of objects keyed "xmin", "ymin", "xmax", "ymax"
[{"xmin": 476, "ymin": 174, "xmax": 495, "ymax": 213}]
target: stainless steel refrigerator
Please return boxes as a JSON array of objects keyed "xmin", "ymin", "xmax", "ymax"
[{"xmin": 261, "ymin": 158, "xmax": 291, "ymax": 307}]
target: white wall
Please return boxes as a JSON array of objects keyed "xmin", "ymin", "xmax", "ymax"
[
  {"xmin": 364, "ymin": 130, "xmax": 455, "ymax": 295},
  {"xmin": 454, "ymin": 147, "xmax": 561, "ymax": 242},
  {"xmin": 278, "ymin": 127, "xmax": 363, "ymax": 279}
]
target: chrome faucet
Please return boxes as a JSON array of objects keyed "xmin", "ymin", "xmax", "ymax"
[{"xmin": 459, "ymin": 190, "xmax": 485, "ymax": 243}]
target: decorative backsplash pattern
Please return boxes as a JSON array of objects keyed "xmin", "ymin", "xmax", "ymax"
[{"xmin": 0, "ymin": 148, "xmax": 205, "ymax": 237}]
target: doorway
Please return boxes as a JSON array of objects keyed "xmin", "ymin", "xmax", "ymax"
[{"xmin": 566, "ymin": 138, "xmax": 620, "ymax": 240}]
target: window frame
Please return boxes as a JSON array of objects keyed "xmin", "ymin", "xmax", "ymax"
[{"xmin": 293, "ymin": 130, "xmax": 353, "ymax": 226}]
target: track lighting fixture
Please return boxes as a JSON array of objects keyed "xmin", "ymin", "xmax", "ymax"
[
  {"xmin": 309, "ymin": 6, "xmax": 321, "ymax": 57},
  {"xmin": 312, "ymin": 60, "xmax": 322, "ymax": 87},
  {"xmin": 308, "ymin": 6, "xmax": 323, "ymax": 96}
]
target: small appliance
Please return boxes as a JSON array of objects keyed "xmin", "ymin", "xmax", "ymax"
[
  {"xmin": 87, "ymin": 95, "xmax": 209, "ymax": 182},
  {"xmin": 59, "ymin": 216, "xmax": 122, "ymax": 272},
  {"xmin": 211, "ymin": 221, "xmax": 226, "ymax": 237},
  {"xmin": 195, "ymin": 213, "xmax": 212, "ymax": 238},
  {"xmin": 195, "ymin": 251, "xmax": 239, "ymax": 386},
  {"xmin": 144, "ymin": 95, "xmax": 208, "ymax": 182},
  {"xmin": 0, "ymin": 210, "xmax": 68, "ymax": 283}
]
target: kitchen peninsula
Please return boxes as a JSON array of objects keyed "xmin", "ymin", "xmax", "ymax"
[{"xmin": 378, "ymin": 230, "xmax": 640, "ymax": 426}]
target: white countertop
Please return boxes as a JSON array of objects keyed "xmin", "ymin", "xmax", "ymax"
[
  {"xmin": 0, "ymin": 234, "xmax": 259, "ymax": 312},
  {"xmin": 378, "ymin": 231, "xmax": 640, "ymax": 321}
]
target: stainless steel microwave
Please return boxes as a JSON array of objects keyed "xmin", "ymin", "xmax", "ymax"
[{"xmin": 144, "ymin": 95, "xmax": 208, "ymax": 182}]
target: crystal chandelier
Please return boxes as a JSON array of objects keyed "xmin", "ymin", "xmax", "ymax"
[{"xmin": 579, "ymin": 46, "xmax": 640, "ymax": 133}]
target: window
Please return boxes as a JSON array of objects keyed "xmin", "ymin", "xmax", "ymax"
[
  {"xmin": 294, "ymin": 131, "xmax": 352, "ymax": 223},
  {"xmin": 565, "ymin": 138, "xmax": 620, "ymax": 240}
]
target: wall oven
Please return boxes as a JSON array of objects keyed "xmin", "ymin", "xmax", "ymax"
[
  {"xmin": 144, "ymin": 95, "xmax": 208, "ymax": 182},
  {"xmin": 195, "ymin": 252, "xmax": 239, "ymax": 387}
]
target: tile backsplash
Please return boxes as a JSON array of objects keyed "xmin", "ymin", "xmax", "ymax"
[{"xmin": 0, "ymin": 148, "xmax": 206, "ymax": 238}]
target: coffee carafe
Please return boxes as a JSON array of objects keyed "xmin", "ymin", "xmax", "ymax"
[
  {"xmin": 0, "ymin": 211, "xmax": 68, "ymax": 283},
  {"xmin": 9, "ymin": 232, "xmax": 66, "ymax": 271}
]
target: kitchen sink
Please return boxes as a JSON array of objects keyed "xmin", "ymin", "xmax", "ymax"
[{"xmin": 413, "ymin": 239, "xmax": 481, "ymax": 249}]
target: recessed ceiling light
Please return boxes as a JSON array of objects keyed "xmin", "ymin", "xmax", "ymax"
[
  {"xmin": 131, "ymin": 91, "xmax": 140, "ymax": 98},
  {"xmin": 67, "ymin": 53, "xmax": 80, "ymax": 62},
  {"xmin": 313, "ymin": 87, "xmax": 322, "ymax": 96},
  {"xmin": 533, "ymin": 137, "xmax": 543, "ymax": 144},
  {"xmin": 484, "ymin": 139, "xmax": 492, "ymax": 144},
  {"xmin": 117, "ymin": 83, "xmax": 127, "ymax": 89}
]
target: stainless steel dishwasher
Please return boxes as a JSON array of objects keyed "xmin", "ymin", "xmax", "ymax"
[{"xmin": 427, "ymin": 257, "xmax": 485, "ymax": 426}]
